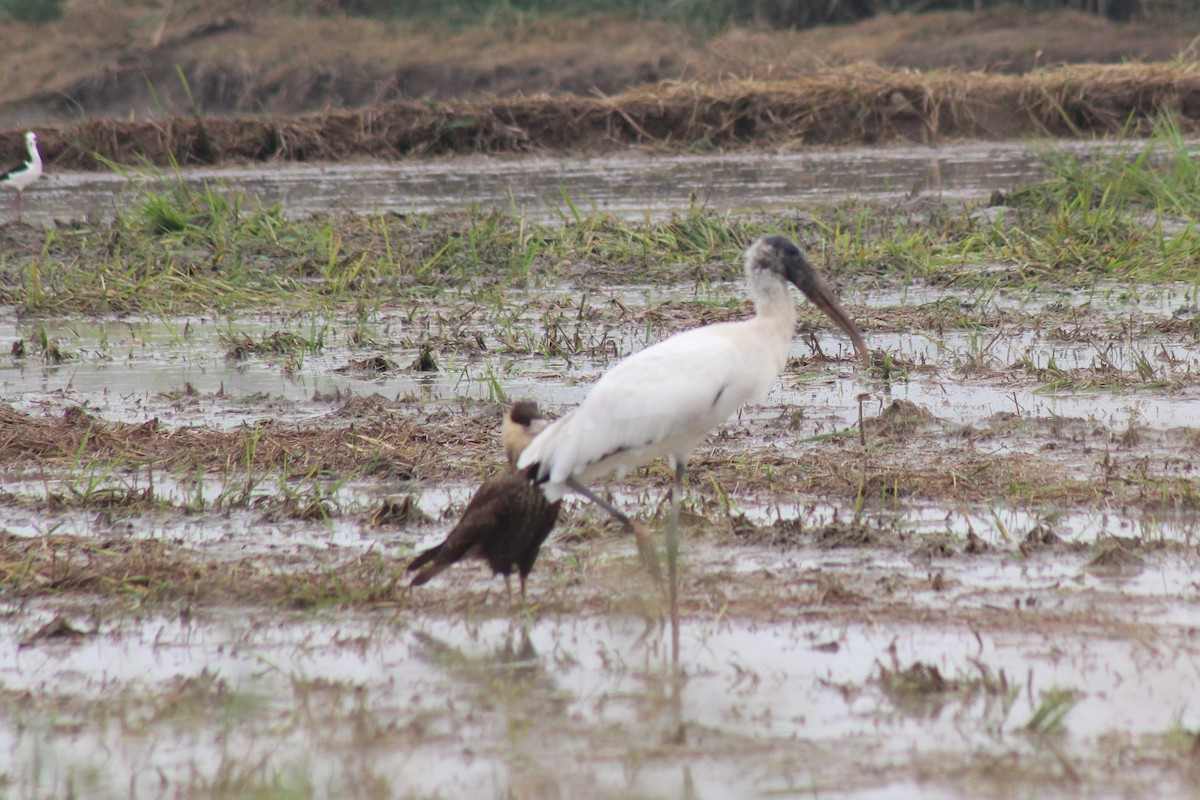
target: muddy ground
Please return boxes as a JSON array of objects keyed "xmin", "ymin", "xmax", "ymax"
[
  {"xmin": 7, "ymin": 61, "xmax": 1200, "ymax": 171},
  {"xmin": 0, "ymin": 5, "xmax": 1199, "ymax": 797},
  {"xmin": 1, "ymin": 5, "xmax": 1200, "ymax": 168},
  {"xmin": 1, "ymin": 5, "xmax": 1194, "ymax": 124},
  {"xmin": 1, "ymin": 162, "xmax": 1200, "ymax": 796}
]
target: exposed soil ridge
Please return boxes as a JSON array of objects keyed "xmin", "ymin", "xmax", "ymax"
[{"xmin": 4, "ymin": 62, "xmax": 1200, "ymax": 170}]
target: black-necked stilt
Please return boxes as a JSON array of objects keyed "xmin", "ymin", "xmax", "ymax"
[
  {"xmin": 519, "ymin": 235, "xmax": 870, "ymax": 615},
  {"xmin": 0, "ymin": 131, "xmax": 42, "ymax": 223}
]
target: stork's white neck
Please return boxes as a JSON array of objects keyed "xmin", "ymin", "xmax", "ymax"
[
  {"xmin": 746, "ymin": 267, "xmax": 797, "ymax": 342},
  {"xmin": 26, "ymin": 139, "xmax": 40, "ymax": 166}
]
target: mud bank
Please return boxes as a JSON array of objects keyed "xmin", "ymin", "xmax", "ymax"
[{"xmin": 6, "ymin": 63, "xmax": 1200, "ymax": 170}]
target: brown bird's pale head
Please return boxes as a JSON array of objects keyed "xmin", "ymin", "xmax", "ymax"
[
  {"xmin": 746, "ymin": 235, "xmax": 871, "ymax": 368},
  {"xmin": 502, "ymin": 399, "xmax": 548, "ymax": 465}
]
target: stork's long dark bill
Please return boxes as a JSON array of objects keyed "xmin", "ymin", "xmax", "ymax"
[{"xmin": 789, "ymin": 266, "xmax": 871, "ymax": 368}]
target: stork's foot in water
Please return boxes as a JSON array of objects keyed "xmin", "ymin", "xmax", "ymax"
[{"xmin": 629, "ymin": 520, "xmax": 664, "ymax": 584}]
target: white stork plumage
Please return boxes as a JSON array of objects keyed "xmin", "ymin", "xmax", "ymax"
[
  {"xmin": 0, "ymin": 131, "xmax": 42, "ymax": 223},
  {"xmin": 518, "ymin": 234, "xmax": 870, "ymax": 612}
]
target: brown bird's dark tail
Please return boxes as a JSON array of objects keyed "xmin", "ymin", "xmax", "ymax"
[{"xmin": 406, "ymin": 545, "xmax": 448, "ymax": 586}]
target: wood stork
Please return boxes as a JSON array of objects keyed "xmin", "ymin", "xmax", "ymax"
[
  {"xmin": 518, "ymin": 234, "xmax": 870, "ymax": 612},
  {"xmin": 406, "ymin": 400, "xmax": 562, "ymax": 602},
  {"xmin": 0, "ymin": 132, "xmax": 42, "ymax": 223}
]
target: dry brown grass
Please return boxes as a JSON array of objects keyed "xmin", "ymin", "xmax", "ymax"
[
  {"xmin": 6, "ymin": 61, "xmax": 1200, "ymax": 169},
  {"xmin": 2, "ymin": 4, "xmax": 1192, "ymax": 122},
  {"xmin": 3, "ymin": 391, "xmax": 1200, "ymax": 519},
  {"xmin": 0, "ymin": 4, "xmax": 705, "ymax": 123},
  {"xmin": 1, "ymin": 1, "xmax": 1197, "ymax": 157},
  {"xmin": 0, "ymin": 397, "xmax": 503, "ymax": 483},
  {"xmin": 0, "ymin": 530, "xmax": 403, "ymax": 607}
]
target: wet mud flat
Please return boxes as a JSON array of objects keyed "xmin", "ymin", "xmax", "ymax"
[{"xmin": 2, "ymin": 139, "xmax": 1200, "ymax": 797}]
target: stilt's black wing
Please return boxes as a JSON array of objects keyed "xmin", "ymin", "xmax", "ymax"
[{"xmin": 0, "ymin": 162, "xmax": 28, "ymax": 183}]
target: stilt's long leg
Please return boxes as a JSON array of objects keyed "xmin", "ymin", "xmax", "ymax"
[
  {"xmin": 566, "ymin": 476, "xmax": 663, "ymax": 582},
  {"xmin": 666, "ymin": 461, "xmax": 685, "ymax": 625}
]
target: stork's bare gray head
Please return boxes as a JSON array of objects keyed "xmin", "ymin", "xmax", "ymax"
[{"xmin": 747, "ymin": 235, "xmax": 871, "ymax": 367}]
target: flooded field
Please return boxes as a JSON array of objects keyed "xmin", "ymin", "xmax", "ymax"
[
  {"xmin": 23, "ymin": 141, "xmax": 1064, "ymax": 227},
  {"xmin": 2, "ymin": 136, "xmax": 1200, "ymax": 799}
]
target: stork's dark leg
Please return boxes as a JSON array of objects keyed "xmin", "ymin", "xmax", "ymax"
[
  {"xmin": 566, "ymin": 476, "xmax": 663, "ymax": 582},
  {"xmin": 504, "ymin": 574, "xmax": 514, "ymax": 606},
  {"xmin": 565, "ymin": 476, "xmax": 634, "ymax": 525},
  {"xmin": 519, "ymin": 573, "xmax": 528, "ymax": 605},
  {"xmin": 666, "ymin": 461, "xmax": 685, "ymax": 625}
]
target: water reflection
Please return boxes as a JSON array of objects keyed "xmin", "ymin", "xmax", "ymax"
[{"xmin": 0, "ymin": 585, "xmax": 1197, "ymax": 798}]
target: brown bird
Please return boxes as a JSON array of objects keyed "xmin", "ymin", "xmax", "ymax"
[{"xmin": 407, "ymin": 400, "xmax": 562, "ymax": 602}]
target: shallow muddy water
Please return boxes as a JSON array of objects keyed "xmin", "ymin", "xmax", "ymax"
[
  {"xmin": 2, "ymin": 538, "xmax": 1198, "ymax": 800},
  {"xmin": 5, "ymin": 142, "xmax": 1200, "ymax": 799},
  {"xmin": 6, "ymin": 278, "xmax": 1200, "ymax": 428},
  {"xmin": 24, "ymin": 140, "xmax": 1081, "ymax": 227},
  {"xmin": 5, "ymin": 274, "xmax": 1200, "ymax": 554}
]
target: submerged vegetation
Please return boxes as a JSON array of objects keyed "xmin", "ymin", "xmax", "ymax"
[
  {"xmin": 7, "ymin": 118, "xmax": 1200, "ymax": 317},
  {"xmin": 3, "ymin": 113, "xmax": 1200, "ymax": 799},
  {"xmin": 3, "ymin": 120, "xmax": 1200, "ymax": 550}
]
